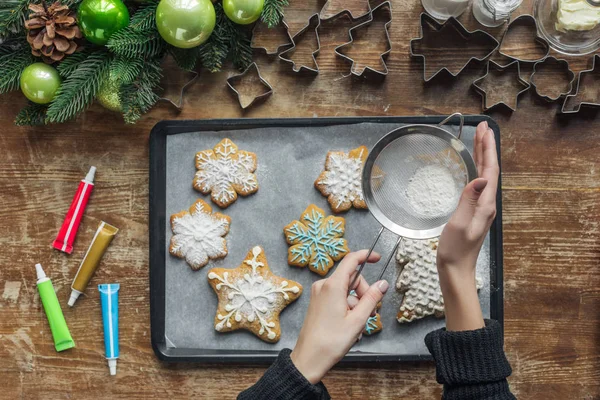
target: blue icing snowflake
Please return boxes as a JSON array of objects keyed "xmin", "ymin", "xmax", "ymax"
[
  {"xmin": 365, "ymin": 314, "xmax": 381, "ymax": 335},
  {"xmin": 284, "ymin": 204, "xmax": 349, "ymax": 276}
]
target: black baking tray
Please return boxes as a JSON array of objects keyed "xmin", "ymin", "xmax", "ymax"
[{"xmin": 149, "ymin": 116, "xmax": 504, "ymax": 363}]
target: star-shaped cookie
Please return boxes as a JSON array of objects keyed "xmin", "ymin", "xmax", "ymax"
[{"xmin": 207, "ymin": 246, "xmax": 303, "ymax": 343}]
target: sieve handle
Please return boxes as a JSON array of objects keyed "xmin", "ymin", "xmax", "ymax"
[
  {"xmin": 349, "ymin": 227, "xmax": 384, "ymax": 293},
  {"xmin": 438, "ymin": 112, "xmax": 464, "ymax": 140},
  {"xmin": 376, "ymin": 236, "xmax": 403, "ymax": 282}
]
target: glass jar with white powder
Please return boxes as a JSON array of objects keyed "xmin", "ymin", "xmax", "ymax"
[
  {"xmin": 473, "ymin": 0, "xmax": 523, "ymax": 27},
  {"xmin": 422, "ymin": 0, "xmax": 471, "ymax": 20}
]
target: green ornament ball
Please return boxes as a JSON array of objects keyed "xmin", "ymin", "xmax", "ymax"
[
  {"xmin": 20, "ymin": 63, "xmax": 61, "ymax": 105},
  {"xmin": 96, "ymin": 76, "xmax": 122, "ymax": 112},
  {"xmin": 78, "ymin": 0, "xmax": 130, "ymax": 45},
  {"xmin": 223, "ymin": 0, "xmax": 264, "ymax": 25},
  {"xmin": 156, "ymin": 0, "xmax": 216, "ymax": 49}
]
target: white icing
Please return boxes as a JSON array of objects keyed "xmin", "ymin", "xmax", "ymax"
[
  {"xmin": 395, "ymin": 238, "xmax": 483, "ymax": 323},
  {"xmin": 194, "ymin": 139, "xmax": 258, "ymax": 206},
  {"xmin": 170, "ymin": 200, "xmax": 230, "ymax": 270},
  {"xmin": 317, "ymin": 148, "xmax": 366, "ymax": 209},
  {"xmin": 209, "ymin": 247, "xmax": 300, "ymax": 339}
]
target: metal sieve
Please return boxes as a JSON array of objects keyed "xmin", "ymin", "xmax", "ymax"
[{"xmin": 350, "ymin": 113, "xmax": 478, "ymax": 290}]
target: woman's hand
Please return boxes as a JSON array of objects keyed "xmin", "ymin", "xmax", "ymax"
[
  {"xmin": 437, "ymin": 121, "xmax": 499, "ymax": 331},
  {"xmin": 290, "ymin": 250, "xmax": 389, "ymax": 384}
]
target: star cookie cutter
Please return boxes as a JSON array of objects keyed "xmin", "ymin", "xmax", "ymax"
[
  {"xmin": 561, "ymin": 54, "xmax": 600, "ymax": 114},
  {"xmin": 472, "ymin": 60, "xmax": 531, "ymax": 112},
  {"xmin": 157, "ymin": 70, "xmax": 199, "ymax": 111},
  {"xmin": 226, "ymin": 62, "xmax": 273, "ymax": 110},
  {"xmin": 319, "ymin": 0, "xmax": 372, "ymax": 21},
  {"xmin": 278, "ymin": 14, "xmax": 321, "ymax": 75},
  {"xmin": 530, "ymin": 56, "xmax": 575, "ymax": 102},
  {"xmin": 410, "ymin": 13, "xmax": 499, "ymax": 82},
  {"xmin": 498, "ymin": 14, "xmax": 550, "ymax": 64},
  {"xmin": 250, "ymin": 20, "xmax": 293, "ymax": 55},
  {"xmin": 334, "ymin": 1, "xmax": 392, "ymax": 80}
]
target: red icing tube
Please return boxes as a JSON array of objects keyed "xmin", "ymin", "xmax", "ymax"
[{"xmin": 53, "ymin": 167, "xmax": 96, "ymax": 254}]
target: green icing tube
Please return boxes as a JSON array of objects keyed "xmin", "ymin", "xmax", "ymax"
[{"xmin": 36, "ymin": 264, "xmax": 75, "ymax": 352}]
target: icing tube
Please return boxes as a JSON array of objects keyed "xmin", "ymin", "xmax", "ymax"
[
  {"xmin": 68, "ymin": 221, "xmax": 119, "ymax": 307},
  {"xmin": 53, "ymin": 166, "xmax": 96, "ymax": 254},
  {"xmin": 35, "ymin": 263, "xmax": 75, "ymax": 352},
  {"xmin": 99, "ymin": 283, "xmax": 119, "ymax": 376}
]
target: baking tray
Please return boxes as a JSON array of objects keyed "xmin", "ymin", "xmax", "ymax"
[{"xmin": 149, "ymin": 116, "xmax": 504, "ymax": 364}]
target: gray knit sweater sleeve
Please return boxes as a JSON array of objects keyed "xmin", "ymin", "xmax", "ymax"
[{"xmin": 424, "ymin": 319, "xmax": 516, "ymax": 399}]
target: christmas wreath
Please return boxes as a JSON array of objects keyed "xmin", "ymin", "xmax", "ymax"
[{"xmin": 0, "ymin": 0, "xmax": 287, "ymax": 125}]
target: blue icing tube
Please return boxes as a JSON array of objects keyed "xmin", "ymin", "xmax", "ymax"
[{"xmin": 99, "ymin": 283, "xmax": 120, "ymax": 375}]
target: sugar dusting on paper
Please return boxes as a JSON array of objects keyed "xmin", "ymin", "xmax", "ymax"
[{"xmin": 406, "ymin": 165, "xmax": 459, "ymax": 218}]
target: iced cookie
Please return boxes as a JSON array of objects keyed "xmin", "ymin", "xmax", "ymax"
[
  {"xmin": 395, "ymin": 238, "xmax": 482, "ymax": 323},
  {"xmin": 284, "ymin": 204, "xmax": 350, "ymax": 276},
  {"xmin": 364, "ymin": 313, "xmax": 383, "ymax": 335},
  {"xmin": 207, "ymin": 246, "xmax": 303, "ymax": 343},
  {"xmin": 169, "ymin": 199, "xmax": 231, "ymax": 270},
  {"xmin": 315, "ymin": 146, "xmax": 368, "ymax": 213},
  {"xmin": 193, "ymin": 138, "xmax": 258, "ymax": 208}
]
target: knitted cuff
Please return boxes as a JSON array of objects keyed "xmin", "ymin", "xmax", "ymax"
[
  {"xmin": 238, "ymin": 348, "xmax": 330, "ymax": 400},
  {"xmin": 425, "ymin": 319, "xmax": 512, "ymax": 386},
  {"xmin": 444, "ymin": 380, "xmax": 516, "ymax": 400}
]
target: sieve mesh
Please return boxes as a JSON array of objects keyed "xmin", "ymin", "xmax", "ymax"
[{"xmin": 369, "ymin": 133, "xmax": 468, "ymax": 231}]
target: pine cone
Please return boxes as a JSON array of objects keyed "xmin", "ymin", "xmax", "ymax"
[{"xmin": 25, "ymin": 1, "xmax": 83, "ymax": 64}]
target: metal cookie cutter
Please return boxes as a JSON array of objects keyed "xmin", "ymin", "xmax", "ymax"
[
  {"xmin": 498, "ymin": 14, "xmax": 550, "ymax": 64},
  {"xmin": 561, "ymin": 54, "xmax": 600, "ymax": 114},
  {"xmin": 278, "ymin": 14, "xmax": 321, "ymax": 75},
  {"xmin": 472, "ymin": 60, "xmax": 531, "ymax": 112},
  {"xmin": 320, "ymin": 0, "xmax": 372, "ymax": 21},
  {"xmin": 410, "ymin": 13, "xmax": 499, "ymax": 82},
  {"xmin": 226, "ymin": 62, "xmax": 273, "ymax": 110},
  {"xmin": 334, "ymin": 1, "xmax": 392, "ymax": 80},
  {"xmin": 157, "ymin": 71, "xmax": 199, "ymax": 111},
  {"xmin": 530, "ymin": 57, "xmax": 575, "ymax": 102},
  {"xmin": 250, "ymin": 20, "xmax": 293, "ymax": 56}
]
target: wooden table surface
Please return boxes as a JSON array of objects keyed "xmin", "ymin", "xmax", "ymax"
[{"xmin": 1, "ymin": 0, "xmax": 599, "ymax": 398}]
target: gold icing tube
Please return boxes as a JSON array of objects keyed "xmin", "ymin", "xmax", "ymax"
[{"xmin": 68, "ymin": 221, "xmax": 118, "ymax": 307}]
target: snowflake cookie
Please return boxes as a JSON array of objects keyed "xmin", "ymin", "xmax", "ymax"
[
  {"xmin": 169, "ymin": 199, "xmax": 231, "ymax": 270},
  {"xmin": 283, "ymin": 204, "xmax": 350, "ymax": 276},
  {"xmin": 193, "ymin": 138, "xmax": 258, "ymax": 208},
  {"xmin": 314, "ymin": 146, "xmax": 368, "ymax": 213},
  {"xmin": 395, "ymin": 238, "xmax": 482, "ymax": 323},
  {"xmin": 207, "ymin": 246, "xmax": 303, "ymax": 343}
]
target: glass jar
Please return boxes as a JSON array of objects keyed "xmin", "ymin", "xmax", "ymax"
[
  {"xmin": 473, "ymin": 0, "xmax": 523, "ymax": 27},
  {"xmin": 422, "ymin": 0, "xmax": 471, "ymax": 20}
]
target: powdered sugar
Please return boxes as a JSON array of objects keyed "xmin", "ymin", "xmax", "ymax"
[{"xmin": 405, "ymin": 165, "xmax": 459, "ymax": 218}]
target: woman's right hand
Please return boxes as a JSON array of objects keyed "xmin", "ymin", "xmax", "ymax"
[{"xmin": 437, "ymin": 121, "xmax": 499, "ymax": 331}]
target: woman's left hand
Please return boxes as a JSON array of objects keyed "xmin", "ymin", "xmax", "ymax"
[{"xmin": 290, "ymin": 250, "xmax": 389, "ymax": 384}]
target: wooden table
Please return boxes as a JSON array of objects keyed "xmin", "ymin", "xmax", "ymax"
[{"xmin": 1, "ymin": 0, "xmax": 598, "ymax": 398}]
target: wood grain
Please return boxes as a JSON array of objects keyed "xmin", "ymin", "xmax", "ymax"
[{"xmin": 1, "ymin": 0, "xmax": 599, "ymax": 398}]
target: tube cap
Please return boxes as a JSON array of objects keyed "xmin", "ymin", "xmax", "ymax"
[
  {"xmin": 67, "ymin": 290, "xmax": 80, "ymax": 307},
  {"xmin": 85, "ymin": 166, "xmax": 96, "ymax": 183},
  {"xmin": 108, "ymin": 358, "xmax": 117, "ymax": 376},
  {"xmin": 35, "ymin": 263, "xmax": 46, "ymax": 280}
]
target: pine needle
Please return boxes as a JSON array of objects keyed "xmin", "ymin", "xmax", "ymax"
[
  {"xmin": 0, "ymin": 0, "xmax": 29, "ymax": 39},
  {"xmin": 46, "ymin": 49, "xmax": 112, "ymax": 123},
  {"xmin": 110, "ymin": 56, "xmax": 144, "ymax": 84},
  {"xmin": 0, "ymin": 45, "xmax": 33, "ymax": 94},
  {"xmin": 128, "ymin": 0, "xmax": 160, "ymax": 31},
  {"xmin": 199, "ymin": 3, "xmax": 230, "ymax": 73},
  {"xmin": 57, "ymin": 49, "xmax": 93, "ymax": 78},
  {"xmin": 15, "ymin": 102, "xmax": 47, "ymax": 126},
  {"xmin": 120, "ymin": 58, "xmax": 162, "ymax": 124},
  {"xmin": 229, "ymin": 25, "xmax": 252, "ymax": 71},
  {"xmin": 261, "ymin": 0, "xmax": 288, "ymax": 28},
  {"xmin": 168, "ymin": 46, "xmax": 201, "ymax": 72},
  {"xmin": 107, "ymin": 28, "xmax": 166, "ymax": 59}
]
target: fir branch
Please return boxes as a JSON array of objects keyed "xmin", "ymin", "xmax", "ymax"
[
  {"xmin": 56, "ymin": 49, "xmax": 93, "ymax": 78},
  {"xmin": 0, "ymin": 46, "xmax": 33, "ymax": 94},
  {"xmin": 0, "ymin": 0, "xmax": 29, "ymax": 39},
  {"xmin": 15, "ymin": 102, "xmax": 47, "ymax": 126},
  {"xmin": 107, "ymin": 28, "xmax": 166, "ymax": 59},
  {"xmin": 198, "ymin": 3, "xmax": 229, "ymax": 72},
  {"xmin": 120, "ymin": 58, "xmax": 162, "ymax": 124},
  {"xmin": 128, "ymin": 0, "xmax": 160, "ymax": 31},
  {"xmin": 261, "ymin": 0, "xmax": 288, "ymax": 28},
  {"xmin": 168, "ymin": 46, "xmax": 201, "ymax": 72},
  {"xmin": 229, "ymin": 25, "xmax": 252, "ymax": 70},
  {"xmin": 110, "ymin": 55, "xmax": 144, "ymax": 85},
  {"xmin": 46, "ymin": 49, "xmax": 113, "ymax": 123}
]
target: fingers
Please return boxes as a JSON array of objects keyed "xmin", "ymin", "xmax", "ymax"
[
  {"xmin": 351, "ymin": 280, "xmax": 389, "ymax": 322},
  {"xmin": 474, "ymin": 121, "xmax": 487, "ymax": 173},
  {"xmin": 347, "ymin": 294, "xmax": 359, "ymax": 309},
  {"xmin": 449, "ymin": 178, "xmax": 488, "ymax": 227},
  {"xmin": 478, "ymin": 129, "xmax": 499, "ymax": 206},
  {"xmin": 330, "ymin": 249, "xmax": 381, "ymax": 288},
  {"xmin": 348, "ymin": 273, "xmax": 370, "ymax": 297}
]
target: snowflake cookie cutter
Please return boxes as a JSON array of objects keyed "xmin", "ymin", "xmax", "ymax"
[
  {"xmin": 334, "ymin": 1, "xmax": 393, "ymax": 81},
  {"xmin": 250, "ymin": 20, "xmax": 293, "ymax": 55},
  {"xmin": 498, "ymin": 14, "xmax": 550, "ymax": 65},
  {"xmin": 319, "ymin": 0, "xmax": 372, "ymax": 21},
  {"xmin": 561, "ymin": 54, "xmax": 600, "ymax": 114},
  {"xmin": 226, "ymin": 62, "xmax": 273, "ymax": 110},
  {"xmin": 530, "ymin": 56, "xmax": 575, "ymax": 102},
  {"xmin": 410, "ymin": 13, "xmax": 499, "ymax": 82},
  {"xmin": 472, "ymin": 60, "xmax": 531, "ymax": 112},
  {"xmin": 278, "ymin": 13, "xmax": 321, "ymax": 75}
]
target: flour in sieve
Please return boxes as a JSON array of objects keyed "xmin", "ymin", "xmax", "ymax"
[{"xmin": 405, "ymin": 165, "xmax": 459, "ymax": 218}]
